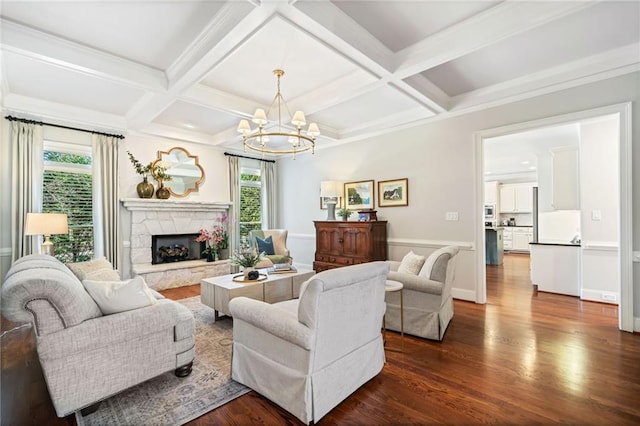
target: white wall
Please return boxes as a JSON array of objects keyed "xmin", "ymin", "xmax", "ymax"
[
  {"xmin": 278, "ymin": 71, "xmax": 640, "ymax": 311},
  {"xmin": 579, "ymin": 115, "xmax": 620, "ymax": 303}
]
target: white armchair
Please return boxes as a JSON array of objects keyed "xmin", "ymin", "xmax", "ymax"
[
  {"xmin": 385, "ymin": 246, "xmax": 459, "ymax": 341},
  {"xmin": 228, "ymin": 262, "xmax": 389, "ymax": 424}
]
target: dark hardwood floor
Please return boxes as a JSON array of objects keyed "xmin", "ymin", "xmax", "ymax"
[{"xmin": 2, "ymin": 254, "xmax": 639, "ymax": 424}]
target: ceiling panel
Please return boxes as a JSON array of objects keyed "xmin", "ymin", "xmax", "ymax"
[
  {"xmin": 422, "ymin": 1, "xmax": 640, "ymax": 96},
  {"xmin": 200, "ymin": 16, "xmax": 374, "ymax": 106},
  {"xmin": 1, "ymin": 1, "xmax": 226, "ymax": 70},
  {"xmin": 309, "ymin": 85, "xmax": 424, "ymax": 131},
  {"xmin": 332, "ymin": 0, "xmax": 501, "ymax": 52},
  {"xmin": 4, "ymin": 53, "xmax": 145, "ymax": 115},
  {"xmin": 152, "ymin": 101, "xmax": 240, "ymax": 135}
]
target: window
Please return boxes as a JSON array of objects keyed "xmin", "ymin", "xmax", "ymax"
[
  {"xmin": 239, "ymin": 165, "xmax": 261, "ymax": 238},
  {"xmin": 43, "ymin": 142, "xmax": 93, "ymax": 262}
]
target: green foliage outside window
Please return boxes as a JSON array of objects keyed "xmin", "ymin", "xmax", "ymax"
[
  {"xmin": 239, "ymin": 172, "xmax": 262, "ymax": 237},
  {"xmin": 43, "ymin": 150, "xmax": 94, "ymax": 263}
]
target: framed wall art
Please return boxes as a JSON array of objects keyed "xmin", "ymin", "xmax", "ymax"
[
  {"xmin": 378, "ymin": 178, "xmax": 408, "ymax": 207},
  {"xmin": 344, "ymin": 180, "xmax": 374, "ymax": 210},
  {"xmin": 320, "ymin": 196, "xmax": 342, "ymax": 210}
]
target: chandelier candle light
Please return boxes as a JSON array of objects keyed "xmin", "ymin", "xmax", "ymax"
[{"xmin": 237, "ymin": 69, "xmax": 320, "ymax": 158}]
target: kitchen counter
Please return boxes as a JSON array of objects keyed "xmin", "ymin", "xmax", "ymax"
[
  {"xmin": 485, "ymin": 228, "xmax": 503, "ymax": 265},
  {"xmin": 530, "ymin": 242, "xmax": 580, "ymax": 247},
  {"xmin": 530, "ymin": 244, "xmax": 580, "ymax": 296},
  {"xmin": 501, "ymin": 225, "xmax": 533, "ymax": 227}
]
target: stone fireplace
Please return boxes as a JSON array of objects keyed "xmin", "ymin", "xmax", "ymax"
[{"xmin": 122, "ymin": 198, "xmax": 231, "ymax": 290}]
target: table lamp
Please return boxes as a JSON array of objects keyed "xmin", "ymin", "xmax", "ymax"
[
  {"xmin": 25, "ymin": 213, "xmax": 69, "ymax": 255},
  {"xmin": 320, "ymin": 181, "xmax": 342, "ymax": 221}
]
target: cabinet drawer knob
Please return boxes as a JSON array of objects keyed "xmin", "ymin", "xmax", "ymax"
[{"xmin": 338, "ymin": 238, "xmax": 343, "ymax": 243}]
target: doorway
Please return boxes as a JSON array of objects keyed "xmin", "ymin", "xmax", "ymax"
[{"xmin": 474, "ymin": 103, "xmax": 633, "ymax": 332}]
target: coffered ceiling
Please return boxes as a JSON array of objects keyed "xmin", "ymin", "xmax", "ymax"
[{"xmin": 1, "ymin": 1, "xmax": 638, "ymax": 153}]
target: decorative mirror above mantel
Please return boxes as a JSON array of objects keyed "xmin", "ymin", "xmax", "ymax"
[{"xmin": 152, "ymin": 147, "xmax": 205, "ymax": 198}]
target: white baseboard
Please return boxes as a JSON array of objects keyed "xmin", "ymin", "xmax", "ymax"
[
  {"xmin": 452, "ymin": 288, "xmax": 476, "ymax": 302},
  {"xmin": 635, "ymin": 317, "xmax": 640, "ymax": 332},
  {"xmin": 581, "ymin": 288, "xmax": 619, "ymax": 305}
]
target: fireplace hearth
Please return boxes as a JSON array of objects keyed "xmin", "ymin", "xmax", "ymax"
[{"xmin": 151, "ymin": 233, "xmax": 204, "ymax": 265}]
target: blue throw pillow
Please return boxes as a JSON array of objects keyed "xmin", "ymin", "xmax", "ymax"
[{"xmin": 256, "ymin": 235, "xmax": 275, "ymax": 255}]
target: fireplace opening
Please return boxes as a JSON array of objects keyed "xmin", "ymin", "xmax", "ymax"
[{"xmin": 151, "ymin": 233, "xmax": 205, "ymax": 265}]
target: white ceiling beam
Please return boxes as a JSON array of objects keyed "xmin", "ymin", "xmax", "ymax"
[
  {"xmin": 0, "ymin": 19, "xmax": 166, "ymax": 92},
  {"xmin": 3, "ymin": 93, "xmax": 127, "ymax": 132},
  {"xmin": 279, "ymin": 2, "xmax": 394, "ymax": 78},
  {"xmin": 279, "ymin": 3, "xmax": 448, "ymax": 113},
  {"xmin": 393, "ymin": 0, "xmax": 599, "ymax": 79},
  {"xmin": 450, "ymin": 43, "xmax": 640, "ymax": 112},
  {"xmin": 127, "ymin": 2, "xmax": 275, "ymax": 129},
  {"xmin": 180, "ymin": 84, "xmax": 262, "ymax": 119},
  {"xmin": 137, "ymin": 122, "xmax": 218, "ymax": 146}
]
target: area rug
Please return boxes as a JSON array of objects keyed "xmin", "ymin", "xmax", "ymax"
[{"xmin": 75, "ymin": 296, "xmax": 249, "ymax": 426}]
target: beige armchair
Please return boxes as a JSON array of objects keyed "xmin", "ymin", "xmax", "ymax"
[
  {"xmin": 385, "ymin": 246, "xmax": 459, "ymax": 341},
  {"xmin": 229, "ymin": 262, "xmax": 389, "ymax": 424},
  {"xmin": 248, "ymin": 229, "xmax": 292, "ymax": 268}
]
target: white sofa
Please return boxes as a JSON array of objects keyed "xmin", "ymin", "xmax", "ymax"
[
  {"xmin": 229, "ymin": 261, "xmax": 389, "ymax": 424},
  {"xmin": 385, "ymin": 246, "xmax": 459, "ymax": 341},
  {"xmin": 1, "ymin": 254, "xmax": 195, "ymax": 417}
]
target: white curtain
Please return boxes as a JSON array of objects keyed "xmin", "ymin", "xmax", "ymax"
[
  {"xmin": 261, "ymin": 160, "xmax": 277, "ymax": 228},
  {"xmin": 228, "ymin": 155, "xmax": 241, "ymax": 256},
  {"xmin": 10, "ymin": 121, "xmax": 44, "ymax": 261},
  {"xmin": 92, "ymin": 134, "xmax": 120, "ymax": 268}
]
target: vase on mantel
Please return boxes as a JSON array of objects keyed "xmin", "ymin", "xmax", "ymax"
[
  {"xmin": 156, "ymin": 179, "xmax": 170, "ymax": 199},
  {"xmin": 136, "ymin": 176, "xmax": 154, "ymax": 198}
]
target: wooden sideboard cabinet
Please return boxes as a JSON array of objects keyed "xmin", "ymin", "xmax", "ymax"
[{"xmin": 313, "ymin": 221, "xmax": 388, "ymax": 272}]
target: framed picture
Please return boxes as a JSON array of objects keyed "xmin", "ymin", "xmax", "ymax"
[
  {"xmin": 320, "ymin": 196, "xmax": 342, "ymax": 210},
  {"xmin": 344, "ymin": 180, "xmax": 374, "ymax": 210},
  {"xmin": 378, "ymin": 178, "xmax": 408, "ymax": 207}
]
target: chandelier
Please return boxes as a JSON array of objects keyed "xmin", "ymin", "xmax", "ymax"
[{"xmin": 237, "ymin": 69, "xmax": 319, "ymax": 158}]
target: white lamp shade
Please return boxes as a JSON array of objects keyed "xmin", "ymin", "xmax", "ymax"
[
  {"xmin": 252, "ymin": 108, "xmax": 268, "ymax": 125},
  {"xmin": 291, "ymin": 111, "xmax": 306, "ymax": 127},
  {"xmin": 307, "ymin": 122, "xmax": 320, "ymax": 137},
  {"xmin": 237, "ymin": 119, "xmax": 251, "ymax": 134},
  {"xmin": 25, "ymin": 213, "xmax": 68, "ymax": 235},
  {"xmin": 320, "ymin": 181, "xmax": 342, "ymax": 198}
]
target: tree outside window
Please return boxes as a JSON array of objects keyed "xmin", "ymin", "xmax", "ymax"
[{"xmin": 43, "ymin": 146, "xmax": 94, "ymax": 262}]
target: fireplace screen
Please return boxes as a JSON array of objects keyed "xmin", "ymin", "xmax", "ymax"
[{"xmin": 151, "ymin": 233, "xmax": 204, "ymax": 264}]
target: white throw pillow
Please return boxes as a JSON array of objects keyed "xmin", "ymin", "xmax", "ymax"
[
  {"xmin": 397, "ymin": 251, "xmax": 426, "ymax": 275},
  {"xmin": 67, "ymin": 257, "xmax": 115, "ymax": 280},
  {"xmin": 82, "ymin": 276, "xmax": 157, "ymax": 315},
  {"xmin": 84, "ymin": 268, "xmax": 120, "ymax": 281}
]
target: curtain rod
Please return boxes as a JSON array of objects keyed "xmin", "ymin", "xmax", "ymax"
[
  {"xmin": 224, "ymin": 152, "xmax": 275, "ymax": 163},
  {"xmin": 5, "ymin": 115, "xmax": 125, "ymax": 139}
]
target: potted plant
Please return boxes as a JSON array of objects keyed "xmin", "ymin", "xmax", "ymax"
[
  {"xmin": 195, "ymin": 213, "xmax": 229, "ymax": 261},
  {"xmin": 337, "ymin": 208, "xmax": 352, "ymax": 221},
  {"xmin": 127, "ymin": 151, "xmax": 154, "ymax": 198},
  {"xmin": 230, "ymin": 242, "xmax": 264, "ymax": 280}
]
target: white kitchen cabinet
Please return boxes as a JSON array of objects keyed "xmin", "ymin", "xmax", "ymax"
[
  {"xmin": 551, "ymin": 147, "xmax": 579, "ymax": 210},
  {"xmin": 484, "ymin": 181, "xmax": 499, "ymax": 205},
  {"xmin": 499, "ymin": 183, "xmax": 534, "ymax": 213},
  {"xmin": 503, "ymin": 227, "xmax": 532, "ymax": 252}
]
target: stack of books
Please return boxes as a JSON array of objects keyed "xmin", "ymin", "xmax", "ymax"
[{"xmin": 267, "ymin": 263, "xmax": 297, "ymax": 274}]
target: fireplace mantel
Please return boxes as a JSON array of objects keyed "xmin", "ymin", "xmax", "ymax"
[{"xmin": 122, "ymin": 198, "xmax": 231, "ymax": 212}]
